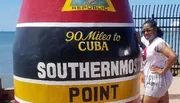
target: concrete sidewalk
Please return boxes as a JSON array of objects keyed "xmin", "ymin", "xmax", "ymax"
[{"xmin": 141, "ymin": 77, "xmax": 180, "ymax": 103}]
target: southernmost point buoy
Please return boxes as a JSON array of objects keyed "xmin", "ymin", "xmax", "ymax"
[{"xmin": 13, "ymin": 0, "xmax": 141, "ymax": 103}]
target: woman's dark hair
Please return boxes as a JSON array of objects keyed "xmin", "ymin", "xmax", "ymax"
[{"xmin": 143, "ymin": 19, "xmax": 164, "ymax": 38}]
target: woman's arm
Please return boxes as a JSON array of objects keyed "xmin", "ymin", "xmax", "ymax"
[
  {"xmin": 160, "ymin": 44, "xmax": 177, "ymax": 74},
  {"xmin": 151, "ymin": 42, "xmax": 177, "ymax": 75}
]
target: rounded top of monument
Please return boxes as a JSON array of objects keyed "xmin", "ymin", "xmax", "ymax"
[{"xmin": 18, "ymin": 0, "xmax": 133, "ymax": 23}]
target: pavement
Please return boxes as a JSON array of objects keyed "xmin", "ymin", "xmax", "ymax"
[{"xmin": 141, "ymin": 77, "xmax": 180, "ymax": 103}]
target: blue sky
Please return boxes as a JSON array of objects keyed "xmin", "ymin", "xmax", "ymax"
[{"xmin": 0, "ymin": 0, "xmax": 180, "ymax": 31}]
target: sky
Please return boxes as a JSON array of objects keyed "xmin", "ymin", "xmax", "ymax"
[{"xmin": 0, "ymin": 0, "xmax": 180, "ymax": 31}]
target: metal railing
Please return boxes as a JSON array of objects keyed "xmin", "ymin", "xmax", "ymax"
[{"xmin": 131, "ymin": 4, "xmax": 180, "ymax": 76}]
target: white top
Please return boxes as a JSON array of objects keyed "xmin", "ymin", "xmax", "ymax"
[
  {"xmin": 142, "ymin": 37, "xmax": 172, "ymax": 86},
  {"xmin": 141, "ymin": 36, "xmax": 149, "ymax": 47}
]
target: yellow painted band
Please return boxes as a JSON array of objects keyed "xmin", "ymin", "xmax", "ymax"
[{"xmin": 14, "ymin": 78, "xmax": 140, "ymax": 103}]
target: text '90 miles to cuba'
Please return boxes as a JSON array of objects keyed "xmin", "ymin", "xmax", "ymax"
[{"xmin": 65, "ymin": 31, "xmax": 121, "ymax": 51}]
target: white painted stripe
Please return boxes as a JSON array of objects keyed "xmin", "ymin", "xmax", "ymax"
[
  {"xmin": 16, "ymin": 22, "xmax": 135, "ymax": 27},
  {"xmin": 15, "ymin": 96, "xmax": 32, "ymax": 103},
  {"xmin": 14, "ymin": 74, "xmax": 139, "ymax": 85},
  {"xmin": 15, "ymin": 94, "xmax": 140, "ymax": 103},
  {"xmin": 107, "ymin": 94, "xmax": 140, "ymax": 103}
]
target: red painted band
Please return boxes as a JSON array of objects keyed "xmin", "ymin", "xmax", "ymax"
[{"xmin": 18, "ymin": 0, "xmax": 133, "ymax": 23}]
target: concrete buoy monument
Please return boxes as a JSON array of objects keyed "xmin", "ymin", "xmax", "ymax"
[{"xmin": 13, "ymin": 0, "xmax": 141, "ymax": 103}]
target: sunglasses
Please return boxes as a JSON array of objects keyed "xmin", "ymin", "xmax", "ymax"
[{"xmin": 142, "ymin": 28, "xmax": 154, "ymax": 34}]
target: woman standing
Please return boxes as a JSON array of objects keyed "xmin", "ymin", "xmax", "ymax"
[{"xmin": 138, "ymin": 19, "xmax": 177, "ymax": 103}]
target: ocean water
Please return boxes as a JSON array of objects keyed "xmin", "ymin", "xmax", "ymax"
[
  {"xmin": 0, "ymin": 32, "xmax": 14, "ymax": 88},
  {"xmin": 0, "ymin": 31, "xmax": 179, "ymax": 88}
]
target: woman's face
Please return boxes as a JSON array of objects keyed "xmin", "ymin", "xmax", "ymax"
[{"xmin": 142, "ymin": 23, "xmax": 157, "ymax": 41}]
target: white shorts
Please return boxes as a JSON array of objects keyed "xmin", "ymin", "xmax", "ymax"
[{"xmin": 144, "ymin": 82, "xmax": 171, "ymax": 98}]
